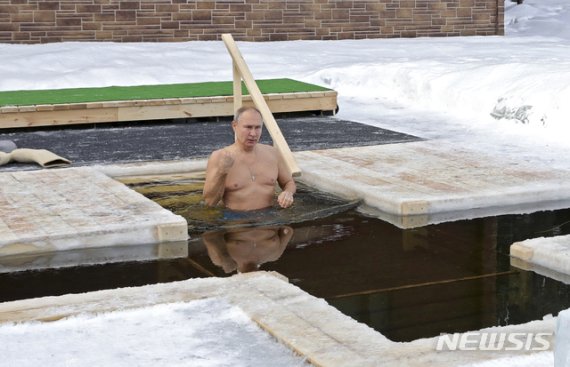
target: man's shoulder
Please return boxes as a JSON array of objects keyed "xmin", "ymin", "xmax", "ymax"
[
  {"xmin": 209, "ymin": 146, "xmax": 230, "ymax": 159},
  {"xmin": 257, "ymin": 143, "xmax": 278, "ymax": 154}
]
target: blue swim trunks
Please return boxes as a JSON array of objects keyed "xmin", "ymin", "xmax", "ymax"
[{"xmin": 222, "ymin": 207, "xmax": 279, "ymax": 222}]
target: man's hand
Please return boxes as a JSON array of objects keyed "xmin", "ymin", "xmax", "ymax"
[{"xmin": 277, "ymin": 191, "xmax": 294, "ymax": 208}]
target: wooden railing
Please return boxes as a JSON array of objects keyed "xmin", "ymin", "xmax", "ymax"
[{"xmin": 221, "ymin": 33, "xmax": 301, "ymax": 177}]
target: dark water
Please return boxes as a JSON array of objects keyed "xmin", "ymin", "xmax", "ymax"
[{"xmin": 1, "ymin": 177, "xmax": 570, "ymax": 342}]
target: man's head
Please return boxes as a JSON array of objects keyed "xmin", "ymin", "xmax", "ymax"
[{"xmin": 232, "ymin": 106, "xmax": 263, "ymax": 149}]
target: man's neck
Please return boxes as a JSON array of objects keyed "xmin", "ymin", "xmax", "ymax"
[{"xmin": 234, "ymin": 142, "xmax": 256, "ymax": 153}]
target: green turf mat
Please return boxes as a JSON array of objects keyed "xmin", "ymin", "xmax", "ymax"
[{"xmin": 0, "ymin": 78, "xmax": 332, "ymax": 107}]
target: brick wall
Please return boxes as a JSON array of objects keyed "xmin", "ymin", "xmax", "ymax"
[{"xmin": 0, "ymin": 0, "xmax": 504, "ymax": 44}]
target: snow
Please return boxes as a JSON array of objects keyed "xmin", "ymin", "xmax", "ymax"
[
  {"xmin": 555, "ymin": 309, "xmax": 570, "ymax": 367},
  {"xmin": 0, "ymin": 298, "xmax": 309, "ymax": 367},
  {"xmin": 459, "ymin": 352, "xmax": 554, "ymax": 367},
  {"xmin": 1, "ymin": 0, "xmax": 570, "ymax": 366}
]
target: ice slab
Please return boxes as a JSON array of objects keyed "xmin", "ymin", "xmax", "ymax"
[
  {"xmin": 510, "ymin": 235, "xmax": 570, "ymax": 278},
  {"xmin": 296, "ymin": 141, "xmax": 570, "ymax": 228},
  {"xmin": 0, "ymin": 167, "xmax": 188, "ymax": 257}
]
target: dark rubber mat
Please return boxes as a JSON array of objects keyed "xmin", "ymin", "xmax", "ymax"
[{"xmin": 0, "ymin": 116, "xmax": 421, "ymax": 170}]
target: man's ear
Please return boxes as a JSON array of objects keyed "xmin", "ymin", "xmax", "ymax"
[{"xmin": 232, "ymin": 121, "xmax": 237, "ymax": 141}]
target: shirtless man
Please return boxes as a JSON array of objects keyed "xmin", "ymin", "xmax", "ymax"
[{"xmin": 202, "ymin": 106, "xmax": 296, "ymax": 211}]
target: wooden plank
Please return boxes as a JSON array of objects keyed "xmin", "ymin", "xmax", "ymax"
[
  {"xmin": 53, "ymin": 104, "xmax": 78, "ymax": 111},
  {"xmin": 0, "ymin": 106, "xmax": 19, "ymax": 113},
  {"xmin": 265, "ymin": 93, "xmax": 285, "ymax": 100},
  {"xmin": 117, "ymin": 103, "xmax": 234, "ymax": 121},
  {"xmin": 0, "ymin": 92, "xmax": 333, "ymax": 114},
  {"xmin": 232, "ymin": 62, "xmax": 242, "ymax": 114},
  {"xmin": 85, "ymin": 102, "xmax": 106, "ymax": 109},
  {"xmin": 35, "ymin": 105, "xmax": 55, "ymax": 112},
  {"xmin": 222, "ymin": 33, "xmax": 300, "ymax": 176},
  {"xmin": 258, "ymin": 95, "xmax": 337, "ymax": 114},
  {"xmin": 0, "ymin": 108, "xmax": 119, "ymax": 128}
]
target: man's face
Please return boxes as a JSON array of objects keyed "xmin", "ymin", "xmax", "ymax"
[{"xmin": 233, "ymin": 109, "xmax": 263, "ymax": 148}]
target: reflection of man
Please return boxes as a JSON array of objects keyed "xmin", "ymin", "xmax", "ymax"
[
  {"xmin": 202, "ymin": 226, "xmax": 293, "ymax": 273},
  {"xmin": 202, "ymin": 106, "xmax": 296, "ymax": 211}
]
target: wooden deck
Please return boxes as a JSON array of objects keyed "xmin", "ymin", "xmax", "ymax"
[
  {"xmin": 0, "ymin": 90, "xmax": 337, "ymax": 129},
  {"xmin": 0, "ymin": 77, "xmax": 337, "ymax": 130}
]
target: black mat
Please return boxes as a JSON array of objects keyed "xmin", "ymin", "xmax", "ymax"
[{"xmin": 0, "ymin": 116, "xmax": 421, "ymax": 170}]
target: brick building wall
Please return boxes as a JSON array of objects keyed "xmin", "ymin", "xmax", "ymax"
[{"xmin": 0, "ymin": 0, "xmax": 504, "ymax": 44}]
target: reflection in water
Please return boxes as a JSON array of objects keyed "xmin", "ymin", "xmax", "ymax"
[
  {"xmin": 202, "ymin": 226, "xmax": 293, "ymax": 274},
  {"xmin": 0, "ymin": 242, "xmax": 189, "ymax": 274}
]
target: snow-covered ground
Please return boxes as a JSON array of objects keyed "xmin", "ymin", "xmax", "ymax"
[
  {"xmin": 1, "ymin": 0, "xmax": 569, "ymax": 366},
  {"xmin": 0, "ymin": 298, "xmax": 310, "ymax": 367}
]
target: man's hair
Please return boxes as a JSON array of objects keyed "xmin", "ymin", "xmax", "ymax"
[{"xmin": 234, "ymin": 106, "xmax": 262, "ymax": 122}]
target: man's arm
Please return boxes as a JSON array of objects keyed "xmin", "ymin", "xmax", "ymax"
[
  {"xmin": 276, "ymin": 151, "xmax": 296, "ymax": 208},
  {"xmin": 202, "ymin": 231, "xmax": 237, "ymax": 273},
  {"xmin": 203, "ymin": 149, "xmax": 234, "ymax": 207}
]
